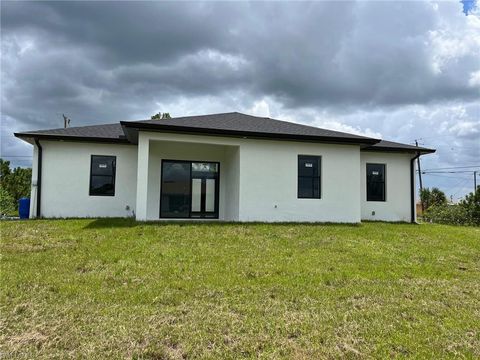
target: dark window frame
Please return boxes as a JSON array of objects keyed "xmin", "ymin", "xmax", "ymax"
[
  {"xmin": 297, "ymin": 155, "xmax": 322, "ymax": 199},
  {"xmin": 89, "ymin": 155, "xmax": 116, "ymax": 197},
  {"xmin": 366, "ymin": 163, "xmax": 386, "ymax": 202},
  {"xmin": 159, "ymin": 159, "xmax": 220, "ymax": 219}
]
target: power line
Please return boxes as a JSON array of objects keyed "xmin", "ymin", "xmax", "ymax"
[
  {"xmin": 421, "ymin": 170, "xmax": 480, "ymax": 174},
  {"xmin": 422, "ymin": 173, "xmax": 472, "ymax": 179},
  {"xmin": 413, "ymin": 134, "xmax": 467, "ymax": 141},
  {"xmin": 451, "ymin": 178, "xmax": 473, "ymax": 199},
  {"xmin": 421, "ymin": 165, "xmax": 480, "ymax": 171},
  {"xmin": 1, "ymin": 155, "xmax": 33, "ymax": 158},
  {"xmin": 0, "ymin": 159, "xmax": 32, "ymax": 162}
]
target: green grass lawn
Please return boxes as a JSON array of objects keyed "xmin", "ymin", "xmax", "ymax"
[{"xmin": 1, "ymin": 220, "xmax": 479, "ymax": 359}]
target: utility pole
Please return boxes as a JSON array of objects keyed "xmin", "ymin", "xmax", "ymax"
[
  {"xmin": 415, "ymin": 140, "xmax": 424, "ymax": 212},
  {"xmin": 475, "ymin": 171, "xmax": 477, "ymax": 193},
  {"xmin": 62, "ymin": 114, "xmax": 71, "ymax": 128}
]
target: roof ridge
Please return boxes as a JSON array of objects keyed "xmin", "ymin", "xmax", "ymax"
[
  {"xmin": 136, "ymin": 111, "xmax": 239, "ymax": 124},
  {"xmin": 136, "ymin": 111, "xmax": 377, "ymax": 140}
]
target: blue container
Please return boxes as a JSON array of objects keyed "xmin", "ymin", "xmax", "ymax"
[{"xmin": 18, "ymin": 198, "xmax": 30, "ymax": 219}]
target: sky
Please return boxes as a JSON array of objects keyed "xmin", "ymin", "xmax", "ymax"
[{"xmin": 1, "ymin": 1, "xmax": 479, "ymax": 201}]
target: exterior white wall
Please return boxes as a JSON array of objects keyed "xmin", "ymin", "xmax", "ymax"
[
  {"xmin": 29, "ymin": 144, "xmax": 39, "ymax": 218},
  {"xmin": 360, "ymin": 152, "xmax": 413, "ymax": 222},
  {"xmin": 36, "ymin": 141, "xmax": 138, "ymax": 218},
  {"xmin": 136, "ymin": 132, "xmax": 361, "ymax": 223},
  {"xmin": 26, "ymin": 134, "xmax": 415, "ymax": 223},
  {"xmin": 224, "ymin": 146, "xmax": 240, "ymax": 221},
  {"xmin": 136, "ymin": 132, "xmax": 240, "ymax": 221},
  {"xmin": 135, "ymin": 135, "xmax": 150, "ymax": 220},
  {"xmin": 238, "ymin": 140, "xmax": 361, "ymax": 222}
]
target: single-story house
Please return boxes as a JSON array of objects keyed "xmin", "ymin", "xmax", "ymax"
[{"xmin": 14, "ymin": 112, "xmax": 434, "ymax": 222}]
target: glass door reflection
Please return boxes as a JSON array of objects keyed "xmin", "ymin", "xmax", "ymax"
[{"xmin": 160, "ymin": 160, "xmax": 219, "ymax": 219}]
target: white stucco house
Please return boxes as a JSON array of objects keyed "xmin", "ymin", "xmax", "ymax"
[{"xmin": 15, "ymin": 112, "xmax": 434, "ymax": 222}]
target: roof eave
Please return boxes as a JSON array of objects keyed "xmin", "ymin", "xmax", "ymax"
[
  {"xmin": 362, "ymin": 146, "xmax": 436, "ymax": 154},
  {"xmin": 14, "ymin": 132, "xmax": 131, "ymax": 145},
  {"xmin": 120, "ymin": 121, "xmax": 380, "ymax": 146}
]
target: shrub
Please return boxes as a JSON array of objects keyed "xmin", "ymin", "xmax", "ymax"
[
  {"xmin": 1, "ymin": 159, "xmax": 32, "ymax": 211},
  {"xmin": 461, "ymin": 187, "xmax": 480, "ymax": 226},
  {"xmin": 424, "ymin": 204, "xmax": 477, "ymax": 226},
  {"xmin": 0, "ymin": 186, "xmax": 16, "ymax": 216},
  {"xmin": 423, "ymin": 187, "xmax": 480, "ymax": 226}
]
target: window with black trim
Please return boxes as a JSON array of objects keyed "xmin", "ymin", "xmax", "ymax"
[
  {"xmin": 366, "ymin": 163, "xmax": 385, "ymax": 201},
  {"xmin": 89, "ymin": 155, "xmax": 116, "ymax": 196},
  {"xmin": 298, "ymin": 155, "xmax": 321, "ymax": 199}
]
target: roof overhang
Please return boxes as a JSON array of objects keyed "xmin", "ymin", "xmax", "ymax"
[
  {"xmin": 361, "ymin": 146, "xmax": 436, "ymax": 155},
  {"xmin": 120, "ymin": 121, "xmax": 380, "ymax": 146},
  {"xmin": 13, "ymin": 132, "xmax": 131, "ymax": 145}
]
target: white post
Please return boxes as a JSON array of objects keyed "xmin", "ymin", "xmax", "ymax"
[
  {"xmin": 29, "ymin": 144, "xmax": 39, "ymax": 218},
  {"xmin": 135, "ymin": 134, "xmax": 150, "ymax": 221},
  {"xmin": 413, "ymin": 159, "xmax": 417, "ymax": 222}
]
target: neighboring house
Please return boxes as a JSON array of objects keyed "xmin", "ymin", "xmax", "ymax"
[{"xmin": 14, "ymin": 112, "xmax": 434, "ymax": 222}]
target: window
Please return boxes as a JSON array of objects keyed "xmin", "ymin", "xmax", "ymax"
[
  {"xmin": 366, "ymin": 163, "xmax": 385, "ymax": 201},
  {"xmin": 298, "ymin": 155, "xmax": 321, "ymax": 199},
  {"xmin": 89, "ymin": 155, "xmax": 116, "ymax": 196}
]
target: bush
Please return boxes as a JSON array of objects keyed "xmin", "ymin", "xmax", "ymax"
[
  {"xmin": 0, "ymin": 186, "xmax": 16, "ymax": 216},
  {"xmin": 460, "ymin": 187, "xmax": 480, "ymax": 226},
  {"xmin": 0, "ymin": 158, "xmax": 32, "ymax": 211},
  {"xmin": 423, "ymin": 187, "xmax": 480, "ymax": 226},
  {"xmin": 424, "ymin": 204, "xmax": 477, "ymax": 226}
]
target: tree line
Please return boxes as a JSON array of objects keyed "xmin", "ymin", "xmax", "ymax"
[
  {"xmin": 421, "ymin": 187, "xmax": 480, "ymax": 226},
  {"xmin": 0, "ymin": 159, "xmax": 32, "ymax": 215}
]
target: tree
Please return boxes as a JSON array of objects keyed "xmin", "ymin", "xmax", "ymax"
[
  {"xmin": 0, "ymin": 186, "xmax": 15, "ymax": 215},
  {"xmin": 7, "ymin": 167, "xmax": 32, "ymax": 202},
  {"xmin": 430, "ymin": 187, "xmax": 447, "ymax": 207},
  {"xmin": 460, "ymin": 186, "xmax": 480, "ymax": 225},
  {"xmin": 0, "ymin": 159, "xmax": 11, "ymax": 180},
  {"xmin": 424, "ymin": 187, "xmax": 480, "ymax": 226},
  {"xmin": 420, "ymin": 187, "xmax": 447, "ymax": 210},
  {"xmin": 0, "ymin": 158, "xmax": 32, "ymax": 210},
  {"xmin": 0, "ymin": 159, "xmax": 15, "ymax": 215},
  {"xmin": 151, "ymin": 112, "xmax": 171, "ymax": 120}
]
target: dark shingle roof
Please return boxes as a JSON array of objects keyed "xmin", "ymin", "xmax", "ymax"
[
  {"xmin": 128, "ymin": 112, "xmax": 375, "ymax": 141},
  {"xmin": 14, "ymin": 112, "xmax": 435, "ymax": 153},
  {"xmin": 365, "ymin": 140, "xmax": 435, "ymax": 153},
  {"xmin": 120, "ymin": 112, "xmax": 380, "ymax": 145},
  {"xmin": 14, "ymin": 123, "xmax": 128, "ymax": 144}
]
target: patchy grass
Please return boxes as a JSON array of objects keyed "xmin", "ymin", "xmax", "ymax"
[{"xmin": 0, "ymin": 219, "xmax": 479, "ymax": 359}]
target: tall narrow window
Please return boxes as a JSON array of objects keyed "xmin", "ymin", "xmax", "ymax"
[
  {"xmin": 89, "ymin": 155, "xmax": 116, "ymax": 196},
  {"xmin": 366, "ymin": 163, "xmax": 386, "ymax": 201},
  {"xmin": 298, "ymin": 155, "xmax": 321, "ymax": 199}
]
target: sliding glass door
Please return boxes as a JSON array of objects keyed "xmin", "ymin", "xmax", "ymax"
[
  {"xmin": 160, "ymin": 162, "xmax": 191, "ymax": 218},
  {"xmin": 160, "ymin": 160, "xmax": 219, "ymax": 218}
]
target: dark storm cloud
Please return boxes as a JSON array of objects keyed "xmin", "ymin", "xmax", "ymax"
[
  {"xmin": 3, "ymin": 1, "xmax": 478, "ymax": 122},
  {"xmin": 2, "ymin": 2, "xmax": 236, "ymax": 64},
  {"xmin": 1, "ymin": 1, "xmax": 479, "ymax": 198}
]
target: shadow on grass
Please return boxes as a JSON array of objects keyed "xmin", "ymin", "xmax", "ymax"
[
  {"xmin": 83, "ymin": 218, "xmax": 139, "ymax": 229},
  {"xmin": 83, "ymin": 217, "xmax": 365, "ymax": 229}
]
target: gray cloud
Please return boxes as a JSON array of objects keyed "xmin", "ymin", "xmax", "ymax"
[{"xmin": 1, "ymin": 1, "xmax": 479, "ymax": 199}]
